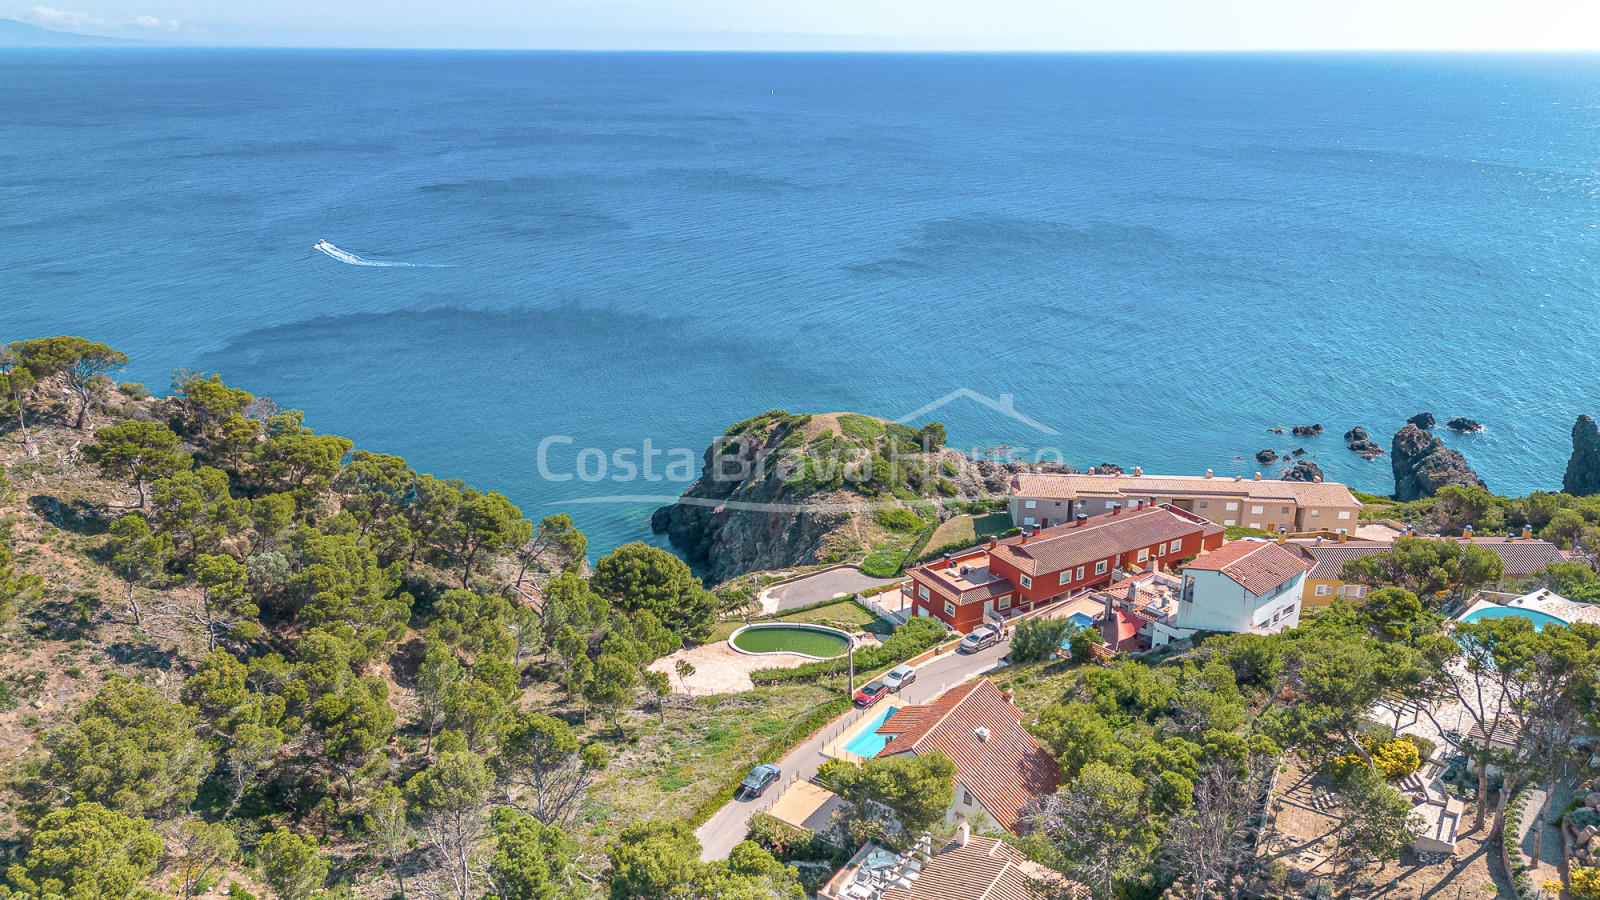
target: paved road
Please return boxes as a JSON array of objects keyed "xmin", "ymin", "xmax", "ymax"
[
  {"xmin": 695, "ymin": 634, "xmax": 1014, "ymax": 861},
  {"xmin": 764, "ymin": 567, "xmax": 903, "ymax": 614}
]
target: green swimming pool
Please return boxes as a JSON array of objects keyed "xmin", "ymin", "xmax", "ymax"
[{"xmin": 729, "ymin": 624, "xmax": 851, "ymax": 658}]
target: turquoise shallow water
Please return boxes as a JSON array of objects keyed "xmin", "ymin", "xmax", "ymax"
[
  {"xmin": 1457, "ymin": 605, "xmax": 1568, "ymax": 630},
  {"xmin": 729, "ymin": 624, "xmax": 850, "ymax": 657},
  {"xmin": 5, "ymin": 50, "xmax": 1600, "ymax": 556},
  {"xmin": 845, "ymin": 706, "xmax": 901, "ymax": 758}
]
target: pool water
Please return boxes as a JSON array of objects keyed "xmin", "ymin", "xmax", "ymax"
[
  {"xmin": 844, "ymin": 706, "xmax": 900, "ymax": 759},
  {"xmin": 730, "ymin": 625, "xmax": 851, "ymax": 658},
  {"xmin": 1457, "ymin": 605, "xmax": 1568, "ymax": 631},
  {"xmin": 1059, "ymin": 614, "xmax": 1096, "ymax": 648}
]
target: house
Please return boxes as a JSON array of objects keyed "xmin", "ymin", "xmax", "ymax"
[
  {"xmin": 1295, "ymin": 531, "xmax": 1566, "ymax": 609},
  {"xmin": 1009, "ymin": 470, "xmax": 1363, "ymax": 534},
  {"xmin": 868, "ymin": 679, "xmax": 1059, "ymax": 836},
  {"xmin": 1178, "ymin": 540, "xmax": 1310, "ymax": 634},
  {"xmin": 820, "ymin": 829, "xmax": 1072, "ymax": 900},
  {"xmin": 904, "ymin": 503, "xmax": 1223, "ymax": 634},
  {"xmin": 1090, "ymin": 569, "xmax": 1187, "ymax": 651}
]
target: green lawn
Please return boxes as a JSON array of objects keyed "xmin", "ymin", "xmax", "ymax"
[{"xmin": 973, "ymin": 512, "xmax": 1013, "ymax": 536}]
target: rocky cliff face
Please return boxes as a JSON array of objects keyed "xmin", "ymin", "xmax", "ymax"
[
  {"xmin": 651, "ymin": 411, "xmax": 1052, "ymax": 583},
  {"xmin": 1390, "ymin": 424, "xmax": 1485, "ymax": 501},
  {"xmin": 1564, "ymin": 415, "xmax": 1600, "ymax": 497}
]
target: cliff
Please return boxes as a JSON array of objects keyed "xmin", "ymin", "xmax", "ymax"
[
  {"xmin": 650, "ymin": 410, "xmax": 1054, "ymax": 582},
  {"xmin": 1390, "ymin": 423, "xmax": 1486, "ymax": 501},
  {"xmin": 1564, "ymin": 415, "xmax": 1600, "ymax": 497}
]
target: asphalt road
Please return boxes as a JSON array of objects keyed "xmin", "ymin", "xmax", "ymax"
[
  {"xmin": 764, "ymin": 567, "xmax": 904, "ymax": 613},
  {"xmin": 694, "ymin": 633, "xmax": 1014, "ymax": 861}
]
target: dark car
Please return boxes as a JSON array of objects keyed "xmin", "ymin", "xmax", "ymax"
[
  {"xmin": 735, "ymin": 763, "xmax": 781, "ymax": 800},
  {"xmin": 854, "ymin": 680, "xmax": 890, "ymax": 708},
  {"xmin": 959, "ymin": 626, "xmax": 1000, "ymax": 654}
]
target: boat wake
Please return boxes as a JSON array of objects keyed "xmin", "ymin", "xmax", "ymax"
[{"xmin": 314, "ymin": 240, "xmax": 450, "ymax": 268}]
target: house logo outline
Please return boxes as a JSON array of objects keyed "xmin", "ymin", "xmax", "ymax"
[{"xmin": 893, "ymin": 389, "xmax": 1060, "ymax": 436}]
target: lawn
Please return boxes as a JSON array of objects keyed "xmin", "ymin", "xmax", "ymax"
[
  {"xmin": 579, "ymin": 684, "xmax": 841, "ymax": 842},
  {"xmin": 926, "ymin": 511, "xmax": 1014, "ymax": 554}
]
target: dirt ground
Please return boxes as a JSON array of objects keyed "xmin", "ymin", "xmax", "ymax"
[{"xmin": 1261, "ymin": 756, "xmax": 1513, "ymax": 900}]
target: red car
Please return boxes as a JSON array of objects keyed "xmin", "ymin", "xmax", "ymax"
[{"xmin": 854, "ymin": 680, "xmax": 889, "ymax": 708}]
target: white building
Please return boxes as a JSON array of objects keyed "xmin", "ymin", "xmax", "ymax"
[{"xmin": 1178, "ymin": 541, "xmax": 1310, "ymax": 634}]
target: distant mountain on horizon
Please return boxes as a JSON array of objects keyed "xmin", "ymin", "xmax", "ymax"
[{"xmin": 0, "ymin": 18, "xmax": 157, "ymax": 47}]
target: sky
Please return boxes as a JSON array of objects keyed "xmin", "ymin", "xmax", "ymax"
[{"xmin": 5, "ymin": 0, "xmax": 1600, "ymax": 51}]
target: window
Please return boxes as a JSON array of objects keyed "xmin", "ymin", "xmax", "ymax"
[
  {"xmin": 944, "ymin": 601, "xmax": 957, "ymax": 617},
  {"xmin": 1249, "ymin": 522, "xmax": 1261, "ymax": 529},
  {"xmin": 1352, "ymin": 585, "xmax": 1367, "ymax": 599},
  {"xmin": 1281, "ymin": 506, "xmax": 1291, "ymax": 514},
  {"xmin": 1251, "ymin": 505, "xmax": 1264, "ymax": 514},
  {"xmin": 1054, "ymin": 501, "xmax": 1061, "ymax": 507},
  {"xmin": 1105, "ymin": 501, "xmax": 1115, "ymax": 509},
  {"xmin": 1024, "ymin": 500, "xmax": 1036, "ymax": 509},
  {"xmin": 1314, "ymin": 584, "xmax": 1332, "ymax": 597},
  {"xmin": 917, "ymin": 585, "xmax": 929, "ymax": 601},
  {"xmin": 1023, "ymin": 517, "xmax": 1035, "ymax": 526},
  {"xmin": 1137, "ymin": 548, "xmax": 1149, "ymax": 562},
  {"xmin": 1198, "ymin": 501, "xmax": 1209, "ymax": 509},
  {"xmin": 1168, "ymin": 539, "xmax": 1182, "ymax": 553},
  {"xmin": 1310, "ymin": 509, "xmax": 1320, "ymax": 517},
  {"xmin": 1059, "ymin": 571, "xmax": 1072, "ymax": 585},
  {"xmin": 1020, "ymin": 575, "xmax": 1032, "ymax": 588},
  {"xmin": 1338, "ymin": 511, "xmax": 1351, "ymax": 519},
  {"xmin": 963, "ymin": 789, "xmax": 973, "ymax": 807},
  {"xmin": 1225, "ymin": 502, "xmax": 1239, "ymax": 511},
  {"xmin": 1075, "ymin": 566, "xmax": 1085, "ymax": 580},
  {"xmin": 998, "ymin": 595, "xmax": 1011, "ymax": 610},
  {"xmin": 1095, "ymin": 560, "xmax": 1108, "ymax": 575},
  {"xmin": 1157, "ymin": 543, "xmax": 1166, "ymax": 556},
  {"xmin": 1224, "ymin": 519, "xmax": 1236, "ymax": 526}
]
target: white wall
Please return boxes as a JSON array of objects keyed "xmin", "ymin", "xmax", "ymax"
[{"xmin": 1178, "ymin": 569, "xmax": 1305, "ymax": 634}]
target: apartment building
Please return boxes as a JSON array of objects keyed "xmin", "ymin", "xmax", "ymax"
[{"xmin": 1010, "ymin": 470, "xmax": 1364, "ymax": 535}]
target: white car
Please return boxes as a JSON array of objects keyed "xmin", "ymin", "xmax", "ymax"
[{"xmin": 883, "ymin": 664, "xmax": 917, "ymax": 693}]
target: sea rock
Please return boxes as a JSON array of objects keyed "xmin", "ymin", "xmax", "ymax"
[
  {"xmin": 1087, "ymin": 463, "xmax": 1124, "ymax": 475},
  {"xmin": 1254, "ymin": 449, "xmax": 1278, "ymax": 465},
  {"xmin": 1291, "ymin": 448, "xmax": 1307, "ymax": 457},
  {"xmin": 1344, "ymin": 427, "xmax": 1369, "ymax": 442},
  {"xmin": 1391, "ymin": 424, "xmax": 1486, "ymax": 502},
  {"xmin": 1347, "ymin": 439, "xmax": 1384, "ymax": 460},
  {"xmin": 1564, "ymin": 415, "xmax": 1600, "ymax": 497},
  {"xmin": 1408, "ymin": 412, "xmax": 1436, "ymax": 429},
  {"xmin": 1267, "ymin": 427, "xmax": 1285, "ymax": 435},
  {"xmin": 1291, "ymin": 424, "xmax": 1324, "ymax": 437},
  {"xmin": 1281, "ymin": 460, "xmax": 1324, "ymax": 483},
  {"xmin": 1446, "ymin": 417, "xmax": 1483, "ymax": 433}
]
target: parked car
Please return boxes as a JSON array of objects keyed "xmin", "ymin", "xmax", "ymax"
[
  {"xmin": 882, "ymin": 664, "xmax": 917, "ymax": 693},
  {"xmin": 854, "ymin": 680, "xmax": 890, "ymax": 707},
  {"xmin": 959, "ymin": 626, "xmax": 1000, "ymax": 654},
  {"xmin": 735, "ymin": 763, "xmax": 781, "ymax": 800}
]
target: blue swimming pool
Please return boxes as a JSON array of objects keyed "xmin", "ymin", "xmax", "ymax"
[
  {"xmin": 1457, "ymin": 605, "xmax": 1568, "ymax": 631},
  {"xmin": 1058, "ymin": 614, "xmax": 1096, "ymax": 648},
  {"xmin": 844, "ymin": 706, "xmax": 900, "ymax": 758}
]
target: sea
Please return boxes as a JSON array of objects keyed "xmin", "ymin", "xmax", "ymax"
[{"xmin": 4, "ymin": 50, "xmax": 1600, "ymax": 558}]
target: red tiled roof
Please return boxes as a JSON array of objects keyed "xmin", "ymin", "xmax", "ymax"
[
  {"xmin": 1182, "ymin": 541, "xmax": 1310, "ymax": 595},
  {"xmin": 988, "ymin": 505, "xmax": 1208, "ymax": 578},
  {"xmin": 875, "ymin": 680, "xmax": 1060, "ymax": 834},
  {"xmin": 879, "ymin": 835, "xmax": 1069, "ymax": 900},
  {"xmin": 1299, "ymin": 537, "xmax": 1564, "ymax": 580}
]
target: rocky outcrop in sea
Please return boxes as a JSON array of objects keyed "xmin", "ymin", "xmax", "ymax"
[
  {"xmin": 1407, "ymin": 412, "xmax": 1436, "ymax": 429},
  {"xmin": 1563, "ymin": 415, "xmax": 1600, "ymax": 497},
  {"xmin": 1291, "ymin": 424, "xmax": 1323, "ymax": 437},
  {"xmin": 1390, "ymin": 423, "xmax": 1485, "ymax": 501},
  {"xmin": 1255, "ymin": 449, "xmax": 1278, "ymax": 464},
  {"xmin": 1344, "ymin": 426, "xmax": 1369, "ymax": 442},
  {"xmin": 1280, "ymin": 459, "xmax": 1324, "ymax": 482},
  {"xmin": 1446, "ymin": 417, "xmax": 1483, "ymax": 433},
  {"xmin": 1347, "ymin": 439, "xmax": 1384, "ymax": 460}
]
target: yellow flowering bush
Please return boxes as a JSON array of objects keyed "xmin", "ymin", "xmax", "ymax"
[{"xmin": 1373, "ymin": 739, "xmax": 1421, "ymax": 779}]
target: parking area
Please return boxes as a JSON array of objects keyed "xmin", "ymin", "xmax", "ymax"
[{"xmin": 763, "ymin": 566, "xmax": 903, "ymax": 614}]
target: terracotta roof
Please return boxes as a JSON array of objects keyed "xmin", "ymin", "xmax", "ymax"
[
  {"xmin": 987, "ymin": 505, "xmax": 1209, "ymax": 578},
  {"xmin": 1011, "ymin": 472, "xmax": 1361, "ymax": 509},
  {"xmin": 1182, "ymin": 541, "xmax": 1310, "ymax": 595},
  {"xmin": 1299, "ymin": 538, "xmax": 1563, "ymax": 580},
  {"xmin": 879, "ymin": 835, "xmax": 1069, "ymax": 900},
  {"xmin": 875, "ymin": 680, "xmax": 1060, "ymax": 834}
]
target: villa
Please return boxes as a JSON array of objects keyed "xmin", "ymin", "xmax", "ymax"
[
  {"xmin": 1295, "ymin": 529, "xmax": 1567, "ymax": 609},
  {"xmin": 820, "ymin": 828, "xmax": 1071, "ymax": 900},
  {"xmin": 825, "ymin": 679, "xmax": 1059, "ymax": 836},
  {"xmin": 905, "ymin": 502, "xmax": 1223, "ymax": 634},
  {"xmin": 1009, "ymin": 470, "xmax": 1363, "ymax": 534},
  {"xmin": 1176, "ymin": 540, "xmax": 1310, "ymax": 635}
]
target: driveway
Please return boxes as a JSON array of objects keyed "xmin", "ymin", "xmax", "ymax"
[
  {"xmin": 763, "ymin": 567, "xmax": 904, "ymax": 614},
  {"xmin": 694, "ymin": 633, "xmax": 1014, "ymax": 861}
]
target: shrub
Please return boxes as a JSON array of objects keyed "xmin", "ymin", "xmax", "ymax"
[
  {"xmin": 874, "ymin": 509, "xmax": 924, "ymax": 532},
  {"xmin": 746, "ymin": 812, "xmax": 813, "ymax": 860},
  {"xmin": 1373, "ymin": 740, "xmax": 1421, "ymax": 779},
  {"xmin": 1012, "ymin": 617, "xmax": 1071, "ymax": 664},
  {"xmin": 1571, "ymin": 866, "xmax": 1600, "ymax": 900},
  {"xmin": 859, "ymin": 551, "xmax": 903, "ymax": 579}
]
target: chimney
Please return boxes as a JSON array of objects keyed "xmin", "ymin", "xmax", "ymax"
[
  {"xmin": 974, "ymin": 726, "xmax": 991, "ymax": 742},
  {"xmin": 1133, "ymin": 466, "xmax": 1143, "ymax": 476},
  {"xmin": 1522, "ymin": 525, "xmax": 1533, "ymax": 540},
  {"xmin": 1205, "ymin": 468, "xmax": 1213, "ymax": 478},
  {"xmin": 988, "ymin": 537, "xmax": 999, "ymax": 550},
  {"xmin": 1337, "ymin": 532, "xmax": 1347, "ymax": 543},
  {"xmin": 1111, "ymin": 503, "xmax": 1122, "ymax": 516},
  {"xmin": 1032, "ymin": 524, "xmax": 1041, "ymax": 537},
  {"xmin": 945, "ymin": 552, "xmax": 955, "ymax": 569},
  {"xmin": 1019, "ymin": 531, "xmax": 1028, "ymax": 545},
  {"xmin": 1463, "ymin": 524, "xmax": 1474, "ymax": 538},
  {"xmin": 1254, "ymin": 472, "xmax": 1263, "ymax": 481},
  {"xmin": 1075, "ymin": 514, "xmax": 1088, "ymax": 527},
  {"xmin": 957, "ymin": 822, "xmax": 970, "ymax": 847},
  {"xmin": 1126, "ymin": 581, "xmax": 1139, "ymax": 604},
  {"xmin": 1276, "ymin": 533, "xmax": 1287, "ymax": 545},
  {"xmin": 1002, "ymin": 688, "xmax": 1016, "ymax": 705}
]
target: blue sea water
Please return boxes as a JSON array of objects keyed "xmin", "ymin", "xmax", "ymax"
[{"xmin": 4, "ymin": 50, "xmax": 1600, "ymax": 557}]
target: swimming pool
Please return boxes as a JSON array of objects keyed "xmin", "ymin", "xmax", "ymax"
[
  {"xmin": 1457, "ymin": 605, "xmax": 1568, "ymax": 631},
  {"xmin": 1058, "ymin": 614, "xmax": 1096, "ymax": 649},
  {"xmin": 843, "ymin": 706, "xmax": 900, "ymax": 759},
  {"xmin": 729, "ymin": 624, "xmax": 852, "ymax": 659}
]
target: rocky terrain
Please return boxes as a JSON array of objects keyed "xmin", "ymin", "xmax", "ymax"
[
  {"xmin": 651, "ymin": 411, "xmax": 1057, "ymax": 582},
  {"xmin": 1390, "ymin": 423, "xmax": 1486, "ymax": 501},
  {"xmin": 1564, "ymin": 415, "xmax": 1600, "ymax": 497}
]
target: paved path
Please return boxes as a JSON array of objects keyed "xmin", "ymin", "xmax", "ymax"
[
  {"xmin": 1518, "ymin": 781, "xmax": 1572, "ymax": 883},
  {"xmin": 694, "ymin": 634, "xmax": 1014, "ymax": 861},
  {"xmin": 763, "ymin": 567, "xmax": 903, "ymax": 614}
]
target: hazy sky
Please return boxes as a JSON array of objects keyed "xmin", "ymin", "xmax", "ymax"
[{"xmin": 7, "ymin": 0, "xmax": 1600, "ymax": 50}]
